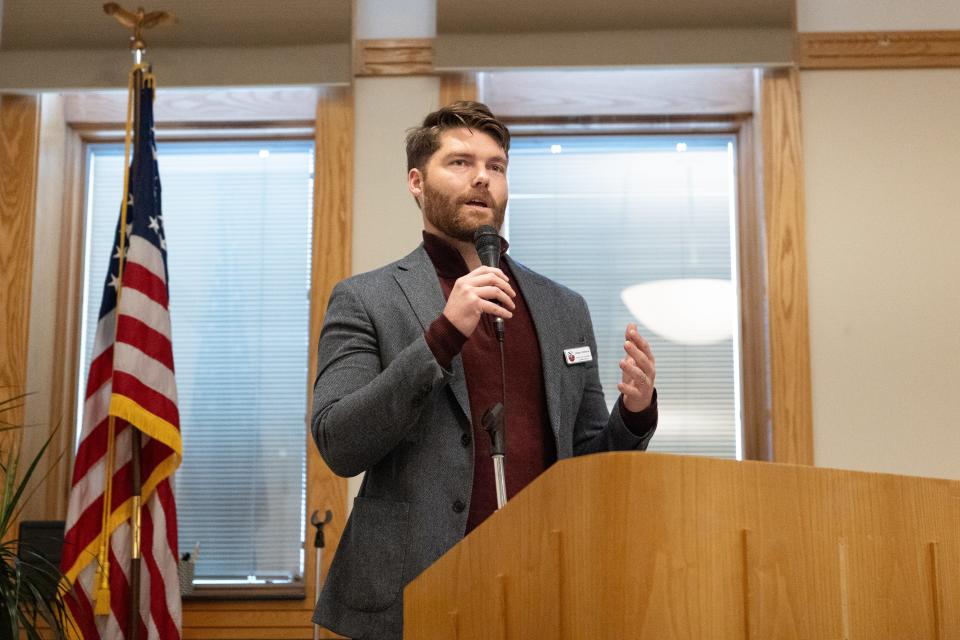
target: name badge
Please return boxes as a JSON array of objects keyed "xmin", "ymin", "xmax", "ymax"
[{"xmin": 563, "ymin": 346, "xmax": 593, "ymax": 365}]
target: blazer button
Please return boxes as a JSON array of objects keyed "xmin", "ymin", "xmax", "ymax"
[
  {"xmin": 460, "ymin": 433, "xmax": 471, "ymax": 446},
  {"xmin": 452, "ymin": 499, "xmax": 465, "ymax": 513}
]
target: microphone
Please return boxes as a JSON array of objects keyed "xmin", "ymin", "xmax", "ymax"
[{"xmin": 473, "ymin": 225, "xmax": 505, "ymax": 340}]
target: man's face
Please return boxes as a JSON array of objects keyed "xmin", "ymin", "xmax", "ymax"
[{"xmin": 409, "ymin": 127, "xmax": 508, "ymax": 243}]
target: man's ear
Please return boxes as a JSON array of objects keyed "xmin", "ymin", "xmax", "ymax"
[{"xmin": 408, "ymin": 168, "xmax": 424, "ymax": 200}]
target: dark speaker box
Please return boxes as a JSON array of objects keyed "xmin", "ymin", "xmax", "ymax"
[{"xmin": 17, "ymin": 520, "xmax": 66, "ymax": 602}]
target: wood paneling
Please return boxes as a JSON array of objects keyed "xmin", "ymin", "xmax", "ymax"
[
  {"xmin": 799, "ymin": 30, "xmax": 960, "ymax": 70},
  {"xmin": 439, "ymin": 73, "xmax": 478, "ymax": 107},
  {"xmin": 354, "ymin": 38, "xmax": 434, "ymax": 76},
  {"xmin": 406, "ymin": 452, "xmax": 960, "ymax": 638},
  {"xmin": 761, "ymin": 69, "xmax": 813, "ymax": 466},
  {"xmin": 0, "ymin": 93, "xmax": 40, "ymax": 463}
]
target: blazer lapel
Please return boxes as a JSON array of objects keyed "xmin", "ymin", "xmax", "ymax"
[
  {"xmin": 394, "ymin": 245, "xmax": 472, "ymax": 423},
  {"xmin": 506, "ymin": 256, "xmax": 562, "ymax": 442}
]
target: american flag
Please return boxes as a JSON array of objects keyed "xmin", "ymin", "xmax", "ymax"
[{"xmin": 61, "ymin": 81, "xmax": 183, "ymax": 640}]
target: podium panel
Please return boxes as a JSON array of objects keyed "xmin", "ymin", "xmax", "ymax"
[{"xmin": 404, "ymin": 453, "xmax": 960, "ymax": 639}]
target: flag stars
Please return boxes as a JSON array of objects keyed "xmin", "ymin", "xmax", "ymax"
[
  {"xmin": 113, "ymin": 245, "xmax": 124, "ymax": 260},
  {"xmin": 108, "ymin": 273, "xmax": 120, "ymax": 290},
  {"xmin": 149, "ymin": 216, "xmax": 161, "ymax": 233}
]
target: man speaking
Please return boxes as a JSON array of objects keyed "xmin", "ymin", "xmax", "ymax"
[{"xmin": 311, "ymin": 102, "xmax": 658, "ymax": 639}]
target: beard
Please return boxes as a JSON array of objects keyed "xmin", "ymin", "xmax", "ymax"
[{"xmin": 421, "ymin": 179, "xmax": 507, "ymax": 243}]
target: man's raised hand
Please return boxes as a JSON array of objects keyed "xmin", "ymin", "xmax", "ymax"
[{"xmin": 617, "ymin": 322, "xmax": 656, "ymax": 413}]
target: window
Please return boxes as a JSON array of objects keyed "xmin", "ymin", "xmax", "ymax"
[
  {"xmin": 507, "ymin": 135, "xmax": 741, "ymax": 458},
  {"xmin": 79, "ymin": 140, "xmax": 314, "ymax": 586}
]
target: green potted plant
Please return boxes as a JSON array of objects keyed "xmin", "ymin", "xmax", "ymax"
[{"xmin": 0, "ymin": 394, "xmax": 73, "ymax": 639}]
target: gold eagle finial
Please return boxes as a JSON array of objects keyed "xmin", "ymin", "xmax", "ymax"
[{"xmin": 103, "ymin": 3, "xmax": 176, "ymax": 51}]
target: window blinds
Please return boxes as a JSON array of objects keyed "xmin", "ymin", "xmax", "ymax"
[
  {"xmin": 506, "ymin": 135, "xmax": 741, "ymax": 458},
  {"xmin": 81, "ymin": 141, "xmax": 313, "ymax": 582}
]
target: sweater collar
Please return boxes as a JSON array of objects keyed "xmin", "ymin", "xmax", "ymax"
[{"xmin": 421, "ymin": 230, "xmax": 509, "ymax": 278}]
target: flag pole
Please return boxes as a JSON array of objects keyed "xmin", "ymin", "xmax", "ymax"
[
  {"xmin": 97, "ymin": 6, "xmax": 175, "ymax": 638},
  {"xmin": 127, "ymin": 49, "xmax": 145, "ymax": 640}
]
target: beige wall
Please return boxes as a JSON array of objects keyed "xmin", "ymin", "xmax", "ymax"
[
  {"xmin": 351, "ymin": 76, "xmax": 438, "ymax": 277},
  {"xmin": 800, "ymin": 0, "xmax": 960, "ymax": 479},
  {"xmin": 797, "ymin": 0, "xmax": 960, "ymax": 31}
]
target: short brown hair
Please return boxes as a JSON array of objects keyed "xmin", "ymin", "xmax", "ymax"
[{"xmin": 405, "ymin": 101, "xmax": 511, "ymax": 173}]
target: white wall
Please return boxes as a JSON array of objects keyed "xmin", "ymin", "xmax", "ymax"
[{"xmin": 800, "ymin": 0, "xmax": 960, "ymax": 479}]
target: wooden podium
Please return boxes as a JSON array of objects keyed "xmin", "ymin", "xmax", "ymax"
[{"xmin": 404, "ymin": 453, "xmax": 960, "ymax": 639}]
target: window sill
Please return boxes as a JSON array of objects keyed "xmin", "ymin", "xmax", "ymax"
[{"xmin": 183, "ymin": 583, "xmax": 306, "ymax": 601}]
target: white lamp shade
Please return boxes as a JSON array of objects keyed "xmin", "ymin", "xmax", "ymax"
[{"xmin": 620, "ymin": 279, "xmax": 736, "ymax": 345}]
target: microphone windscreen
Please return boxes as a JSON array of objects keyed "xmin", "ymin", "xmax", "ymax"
[{"xmin": 473, "ymin": 226, "xmax": 501, "ymax": 268}]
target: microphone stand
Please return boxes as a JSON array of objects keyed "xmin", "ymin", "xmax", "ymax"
[{"xmin": 483, "ymin": 322, "xmax": 508, "ymax": 509}]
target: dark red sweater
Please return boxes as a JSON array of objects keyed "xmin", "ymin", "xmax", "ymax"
[{"xmin": 422, "ymin": 232, "xmax": 655, "ymax": 533}]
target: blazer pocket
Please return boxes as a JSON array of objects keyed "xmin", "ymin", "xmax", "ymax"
[{"xmin": 326, "ymin": 496, "xmax": 410, "ymax": 612}]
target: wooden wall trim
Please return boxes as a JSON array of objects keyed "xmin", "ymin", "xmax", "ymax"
[
  {"xmin": 354, "ymin": 38, "xmax": 434, "ymax": 76},
  {"xmin": 20, "ymin": 95, "xmax": 82, "ymax": 522},
  {"xmin": 736, "ymin": 108, "xmax": 773, "ymax": 462},
  {"xmin": 44, "ymin": 125, "xmax": 84, "ymax": 520},
  {"xmin": 439, "ymin": 73, "xmax": 478, "ymax": 107},
  {"xmin": 798, "ymin": 30, "xmax": 960, "ymax": 70},
  {"xmin": 306, "ymin": 84, "xmax": 353, "ymax": 635},
  {"xmin": 0, "ymin": 94, "xmax": 40, "ymax": 468},
  {"xmin": 760, "ymin": 68, "xmax": 813, "ymax": 465}
]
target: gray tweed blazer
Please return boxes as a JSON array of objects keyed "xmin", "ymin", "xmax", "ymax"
[{"xmin": 311, "ymin": 244, "xmax": 654, "ymax": 639}]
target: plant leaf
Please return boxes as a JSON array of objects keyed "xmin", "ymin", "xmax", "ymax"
[{"xmin": 0, "ymin": 435, "xmax": 50, "ymax": 536}]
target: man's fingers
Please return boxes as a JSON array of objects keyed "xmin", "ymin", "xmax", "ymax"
[
  {"xmin": 483, "ymin": 299, "xmax": 513, "ymax": 319},
  {"xmin": 617, "ymin": 381, "xmax": 644, "ymax": 398},
  {"xmin": 617, "ymin": 381, "xmax": 650, "ymax": 405},
  {"xmin": 474, "ymin": 286, "xmax": 516, "ymax": 309},
  {"xmin": 624, "ymin": 341, "xmax": 654, "ymax": 379},
  {"xmin": 471, "ymin": 265, "xmax": 510, "ymax": 283},
  {"xmin": 619, "ymin": 357, "xmax": 650, "ymax": 388},
  {"xmin": 475, "ymin": 265, "xmax": 508, "ymax": 278},
  {"xmin": 625, "ymin": 323, "xmax": 655, "ymax": 363},
  {"xmin": 636, "ymin": 336, "xmax": 655, "ymax": 363},
  {"xmin": 466, "ymin": 272, "xmax": 516, "ymax": 298}
]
